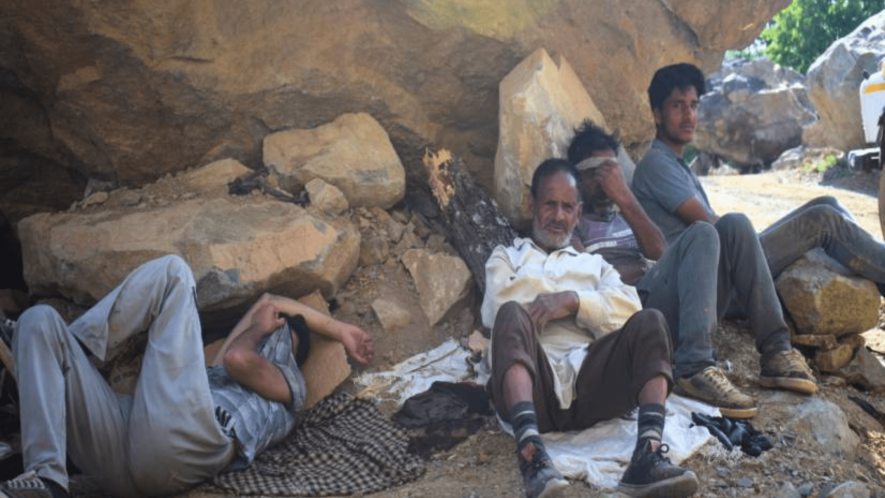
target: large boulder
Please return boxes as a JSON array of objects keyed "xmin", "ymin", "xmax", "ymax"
[
  {"xmin": 494, "ymin": 48, "xmax": 638, "ymax": 227},
  {"xmin": 759, "ymin": 391, "xmax": 860, "ymax": 458},
  {"xmin": 0, "ymin": 0, "xmax": 790, "ymax": 209},
  {"xmin": 775, "ymin": 248, "xmax": 880, "ymax": 336},
  {"xmin": 806, "ymin": 10, "xmax": 885, "ymax": 150},
  {"xmin": 694, "ymin": 58, "xmax": 816, "ymax": 171},
  {"xmin": 17, "ymin": 159, "xmax": 360, "ymax": 324},
  {"xmin": 263, "ymin": 113, "xmax": 405, "ymax": 210}
]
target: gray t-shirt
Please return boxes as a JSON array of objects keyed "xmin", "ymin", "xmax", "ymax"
[
  {"xmin": 632, "ymin": 139, "xmax": 716, "ymax": 243},
  {"xmin": 208, "ymin": 323, "xmax": 307, "ymax": 471}
]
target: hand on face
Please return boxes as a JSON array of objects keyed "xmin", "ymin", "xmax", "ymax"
[{"xmin": 594, "ymin": 160, "xmax": 630, "ymax": 203}]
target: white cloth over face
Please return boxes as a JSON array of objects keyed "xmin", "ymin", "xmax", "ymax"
[{"xmin": 481, "ymin": 237, "xmax": 641, "ymax": 409}]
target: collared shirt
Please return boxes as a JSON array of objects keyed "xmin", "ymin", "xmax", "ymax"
[
  {"xmin": 632, "ymin": 139, "xmax": 716, "ymax": 243},
  {"xmin": 481, "ymin": 237, "xmax": 641, "ymax": 409},
  {"xmin": 208, "ymin": 324, "xmax": 306, "ymax": 471},
  {"xmin": 574, "ymin": 213, "xmax": 654, "ymax": 284}
]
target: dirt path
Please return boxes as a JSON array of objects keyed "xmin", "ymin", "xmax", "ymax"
[{"xmin": 701, "ymin": 168, "xmax": 882, "ymax": 239}]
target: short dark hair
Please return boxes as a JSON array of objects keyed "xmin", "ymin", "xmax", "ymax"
[
  {"xmin": 647, "ymin": 63, "xmax": 705, "ymax": 111},
  {"xmin": 530, "ymin": 158, "xmax": 581, "ymax": 202},
  {"xmin": 567, "ymin": 120, "xmax": 621, "ymax": 163}
]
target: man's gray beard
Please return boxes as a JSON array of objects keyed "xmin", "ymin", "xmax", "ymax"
[{"xmin": 532, "ymin": 219, "xmax": 573, "ymax": 251}]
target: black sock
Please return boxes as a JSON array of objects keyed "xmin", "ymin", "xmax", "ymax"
[
  {"xmin": 510, "ymin": 401, "xmax": 544, "ymax": 461},
  {"xmin": 635, "ymin": 403, "xmax": 666, "ymax": 454}
]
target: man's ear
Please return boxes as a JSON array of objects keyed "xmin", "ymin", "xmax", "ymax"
[
  {"xmin": 652, "ymin": 107, "xmax": 662, "ymax": 126},
  {"xmin": 527, "ymin": 196, "xmax": 535, "ymax": 214}
]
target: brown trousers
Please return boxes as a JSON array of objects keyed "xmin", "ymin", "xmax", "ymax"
[{"xmin": 487, "ymin": 301, "xmax": 673, "ymax": 433}]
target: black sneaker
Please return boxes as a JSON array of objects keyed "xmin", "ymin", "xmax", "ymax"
[
  {"xmin": 617, "ymin": 441, "xmax": 699, "ymax": 498},
  {"xmin": 518, "ymin": 442, "xmax": 569, "ymax": 498},
  {"xmin": 0, "ymin": 471, "xmax": 68, "ymax": 498}
]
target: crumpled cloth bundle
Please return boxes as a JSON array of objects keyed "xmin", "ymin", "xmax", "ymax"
[
  {"xmin": 210, "ymin": 392, "xmax": 425, "ymax": 496},
  {"xmin": 394, "ymin": 381, "xmax": 493, "ymax": 458},
  {"xmin": 691, "ymin": 412, "xmax": 773, "ymax": 456}
]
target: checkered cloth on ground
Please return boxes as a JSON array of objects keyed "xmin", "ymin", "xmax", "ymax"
[{"xmin": 209, "ymin": 391, "xmax": 425, "ymax": 496}]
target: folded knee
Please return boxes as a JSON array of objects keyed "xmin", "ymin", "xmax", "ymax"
[
  {"xmin": 12, "ymin": 305, "xmax": 67, "ymax": 353},
  {"xmin": 682, "ymin": 221, "xmax": 720, "ymax": 248},
  {"xmin": 717, "ymin": 212, "xmax": 755, "ymax": 234}
]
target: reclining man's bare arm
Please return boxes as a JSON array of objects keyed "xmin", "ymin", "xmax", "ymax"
[{"xmin": 212, "ymin": 293, "xmax": 374, "ymax": 403}]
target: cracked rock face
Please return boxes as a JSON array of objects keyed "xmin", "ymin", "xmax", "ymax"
[{"xmin": 1, "ymin": 0, "xmax": 788, "ymax": 218}]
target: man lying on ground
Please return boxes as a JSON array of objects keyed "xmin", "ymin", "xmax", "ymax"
[
  {"xmin": 567, "ymin": 120, "xmax": 817, "ymax": 420},
  {"xmin": 1, "ymin": 255, "xmax": 373, "ymax": 498},
  {"xmin": 482, "ymin": 158, "xmax": 698, "ymax": 498},
  {"xmin": 633, "ymin": 62, "xmax": 885, "ymax": 297}
]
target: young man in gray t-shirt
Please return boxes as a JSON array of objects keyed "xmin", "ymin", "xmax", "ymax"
[{"xmin": 569, "ymin": 119, "xmax": 817, "ymax": 420}]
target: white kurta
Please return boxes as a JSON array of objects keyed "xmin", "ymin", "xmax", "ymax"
[{"xmin": 481, "ymin": 237, "xmax": 642, "ymax": 409}]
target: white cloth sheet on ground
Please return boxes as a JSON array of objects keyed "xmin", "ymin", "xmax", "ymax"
[{"xmin": 354, "ymin": 339, "xmax": 719, "ymax": 490}]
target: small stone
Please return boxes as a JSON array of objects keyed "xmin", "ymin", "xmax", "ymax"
[
  {"xmin": 814, "ymin": 343, "xmax": 856, "ymax": 372},
  {"xmin": 736, "ymin": 477, "xmax": 754, "ymax": 488},
  {"xmin": 391, "ymin": 209, "xmax": 410, "ymax": 224},
  {"xmin": 835, "ymin": 347, "xmax": 885, "ymax": 391},
  {"xmin": 371, "ymin": 298, "xmax": 413, "ymax": 332},
  {"xmin": 118, "ymin": 190, "xmax": 142, "ymax": 206},
  {"xmin": 824, "ymin": 481, "xmax": 869, "ymax": 498},
  {"xmin": 425, "ymin": 233, "xmax": 448, "ymax": 253},
  {"xmin": 709, "ymin": 478, "xmax": 728, "ymax": 488},
  {"xmin": 392, "ymin": 228, "xmax": 422, "ymax": 258},
  {"xmin": 306, "ymin": 178, "xmax": 349, "ymax": 215},
  {"xmin": 776, "ymin": 482, "xmax": 801, "ymax": 498},
  {"xmin": 82, "ymin": 191, "xmax": 109, "ymax": 206},
  {"xmin": 386, "ymin": 218, "xmax": 405, "ymax": 243},
  {"xmin": 409, "ymin": 216, "xmax": 432, "ymax": 239},
  {"xmin": 359, "ymin": 236, "xmax": 390, "ymax": 267},
  {"xmin": 370, "ymin": 206, "xmax": 391, "ymax": 223},
  {"xmin": 798, "ymin": 482, "xmax": 814, "ymax": 496}
]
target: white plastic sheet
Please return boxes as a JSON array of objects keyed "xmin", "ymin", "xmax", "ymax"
[{"xmin": 354, "ymin": 339, "xmax": 718, "ymax": 490}]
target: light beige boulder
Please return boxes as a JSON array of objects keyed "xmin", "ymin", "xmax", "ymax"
[
  {"xmin": 17, "ymin": 161, "xmax": 360, "ymax": 325},
  {"xmin": 494, "ymin": 48, "xmax": 609, "ymax": 227},
  {"xmin": 263, "ymin": 113, "xmax": 405, "ymax": 210},
  {"xmin": 775, "ymin": 249, "xmax": 880, "ymax": 336},
  {"xmin": 806, "ymin": 11, "xmax": 885, "ymax": 150},
  {"xmin": 401, "ymin": 249, "xmax": 472, "ymax": 326},
  {"xmin": 760, "ymin": 392, "xmax": 859, "ymax": 457}
]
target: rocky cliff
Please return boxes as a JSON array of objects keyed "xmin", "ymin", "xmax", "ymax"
[{"xmin": 0, "ymin": 0, "xmax": 788, "ymax": 217}]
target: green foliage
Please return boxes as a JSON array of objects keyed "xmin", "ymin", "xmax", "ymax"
[
  {"xmin": 761, "ymin": 0, "xmax": 882, "ymax": 73},
  {"xmin": 804, "ymin": 153, "xmax": 845, "ymax": 173}
]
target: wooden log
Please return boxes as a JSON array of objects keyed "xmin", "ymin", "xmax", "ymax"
[{"xmin": 422, "ymin": 149, "xmax": 518, "ymax": 295}]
